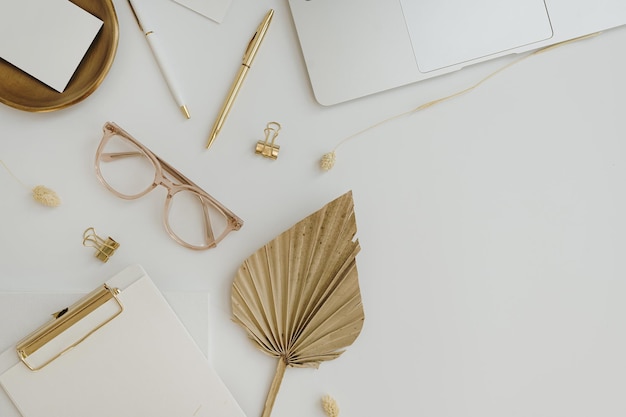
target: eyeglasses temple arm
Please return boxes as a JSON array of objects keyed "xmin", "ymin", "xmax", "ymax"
[
  {"xmin": 200, "ymin": 198, "xmax": 216, "ymax": 246},
  {"xmin": 99, "ymin": 152, "xmax": 197, "ymax": 190},
  {"xmin": 99, "ymin": 151, "xmax": 144, "ymax": 162},
  {"xmin": 156, "ymin": 155, "xmax": 242, "ymax": 227}
]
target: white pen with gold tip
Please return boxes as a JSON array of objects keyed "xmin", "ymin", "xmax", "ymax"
[{"xmin": 128, "ymin": 0, "xmax": 190, "ymax": 119}]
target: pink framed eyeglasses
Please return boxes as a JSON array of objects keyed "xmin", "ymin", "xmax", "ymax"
[{"xmin": 95, "ymin": 122, "xmax": 243, "ymax": 250}]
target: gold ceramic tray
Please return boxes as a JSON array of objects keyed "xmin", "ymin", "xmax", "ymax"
[{"xmin": 0, "ymin": 0, "xmax": 119, "ymax": 112}]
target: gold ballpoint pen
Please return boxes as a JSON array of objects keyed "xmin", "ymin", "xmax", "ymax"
[{"xmin": 206, "ymin": 9, "xmax": 274, "ymax": 149}]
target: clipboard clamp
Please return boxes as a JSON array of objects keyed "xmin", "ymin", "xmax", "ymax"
[{"xmin": 16, "ymin": 284, "xmax": 123, "ymax": 371}]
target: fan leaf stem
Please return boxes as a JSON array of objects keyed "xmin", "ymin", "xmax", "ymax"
[{"xmin": 261, "ymin": 356, "xmax": 288, "ymax": 417}]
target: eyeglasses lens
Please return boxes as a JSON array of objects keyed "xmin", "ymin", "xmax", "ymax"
[
  {"xmin": 98, "ymin": 134, "xmax": 157, "ymax": 198},
  {"xmin": 167, "ymin": 189, "xmax": 230, "ymax": 248}
]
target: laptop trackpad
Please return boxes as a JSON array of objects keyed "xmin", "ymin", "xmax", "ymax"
[{"xmin": 400, "ymin": 0, "xmax": 553, "ymax": 73}]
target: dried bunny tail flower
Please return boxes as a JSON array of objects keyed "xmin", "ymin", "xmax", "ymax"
[
  {"xmin": 1, "ymin": 160, "xmax": 61, "ymax": 208},
  {"xmin": 321, "ymin": 395, "xmax": 340, "ymax": 417},
  {"xmin": 32, "ymin": 185, "xmax": 61, "ymax": 207},
  {"xmin": 320, "ymin": 152, "xmax": 336, "ymax": 171}
]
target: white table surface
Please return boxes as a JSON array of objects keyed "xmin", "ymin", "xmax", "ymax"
[{"xmin": 2, "ymin": 1, "xmax": 626, "ymax": 416}]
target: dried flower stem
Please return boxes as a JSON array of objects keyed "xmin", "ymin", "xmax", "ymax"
[
  {"xmin": 319, "ymin": 33, "xmax": 600, "ymax": 171},
  {"xmin": 1, "ymin": 159, "xmax": 61, "ymax": 207}
]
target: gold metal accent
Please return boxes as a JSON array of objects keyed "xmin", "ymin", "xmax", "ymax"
[
  {"xmin": 242, "ymin": 10, "xmax": 274, "ymax": 67},
  {"xmin": 0, "ymin": 0, "xmax": 119, "ymax": 112},
  {"xmin": 82, "ymin": 227, "xmax": 120, "ymax": 262},
  {"xmin": 17, "ymin": 284, "xmax": 123, "ymax": 371},
  {"xmin": 180, "ymin": 105, "xmax": 191, "ymax": 119},
  {"xmin": 206, "ymin": 9, "xmax": 274, "ymax": 149},
  {"xmin": 255, "ymin": 122, "xmax": 282, "ymax": 160}
]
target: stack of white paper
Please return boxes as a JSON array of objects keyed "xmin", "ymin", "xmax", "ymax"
[
  {"xmin": 0, "ymin": 289, "xmax": 210, "ymax": 417},
  {"xmin": 0, "ymin": 265, "xmax": 244, "ymax": 417}
]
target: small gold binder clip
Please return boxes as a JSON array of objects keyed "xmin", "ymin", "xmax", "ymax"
[
  {"xmin": 82, "ymin": 227, "xmax": 119, "ymax": 262},
  {"xmin": 255, "ymin": 122, "xmax": 282, "ymax": 160}
]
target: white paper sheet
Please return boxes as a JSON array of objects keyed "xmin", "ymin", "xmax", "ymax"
[
  {"xmin": 0, "ymin": 0, "xmax": 103, "ymax": 92},
  {"xmin": 171, "ymin": 0, "xmax": 232, "ymax": 23}
]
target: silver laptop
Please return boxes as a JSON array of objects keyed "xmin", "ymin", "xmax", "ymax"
[{"xmin": 288, "ymin": 0, "xmax": 626, "ymax": 106}]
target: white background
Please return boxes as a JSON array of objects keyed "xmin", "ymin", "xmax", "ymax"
[{"xmin": 1, "ymin": 1, "xmax": 626, "ymax": 416}]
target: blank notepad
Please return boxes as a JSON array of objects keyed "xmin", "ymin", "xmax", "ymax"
[{"xmin": 0, "ymin": 0, "xmax": 103, "ymax": 92}]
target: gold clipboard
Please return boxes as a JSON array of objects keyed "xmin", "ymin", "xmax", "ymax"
[
  {"xmin": 0, "ymin": 0, "xmax": 119, "ymax": 112},
  {"xmin": 0, "ymin": 266, "xmax": 247, "ymax": 417},
  {"xmin": 16, "ymin": 285, "xmax": 123, "ymax": 371}
]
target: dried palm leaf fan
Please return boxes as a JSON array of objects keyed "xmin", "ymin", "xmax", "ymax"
[{"xmin": 232, "ymin": 191, "xmax": 364, "ymax": 417}]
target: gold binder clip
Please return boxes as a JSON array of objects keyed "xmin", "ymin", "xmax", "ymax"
[
  {"xmin": 82, "ymin": 227, "xmax": 119, "ymax": 262},
  {"xmin": 255, "ymin": 122, "xmax": 282, "ymax": 160}
]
